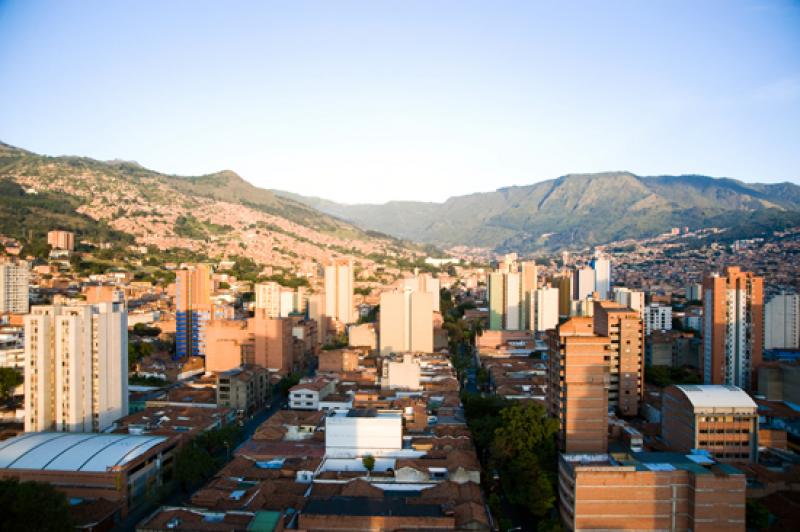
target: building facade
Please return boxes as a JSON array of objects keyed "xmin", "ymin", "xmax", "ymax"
[
  {"xmin": 644, "ymin": 303, "xmax": 672, "ymax": 335},
  {"xmin": 0, "ymin": 260, "xmax": 30, "ymax": 314},
  {"xmin": 324, "ymin": 258, "xmax": 354, "ymax": 324},
  {"xmin": 175, "ymin": 265, "xmax": 212, "ymax": 359},
  {"xmin": 764, "ymin": 294, "xmax": 799, "ymax": 350},
  {"xmin": 24, "ymin": 302, "xmax": 128, "ymax": 432},
  {"xmin": 379, "ymin": 290, "xmax": 433, "ymax": 355},
  {"xmin": 702, "ymin": 267, "xmax": 763, "ymax": 390}
]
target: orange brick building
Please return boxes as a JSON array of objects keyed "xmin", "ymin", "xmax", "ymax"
[{"xmin": 547, "ymin": 317, "xmax": 611, "ymax": 453}]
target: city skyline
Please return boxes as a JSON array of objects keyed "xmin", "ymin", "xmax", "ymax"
[{"xmin": 1, "ymin": 1, "xmax": 799, "ymax": 203}]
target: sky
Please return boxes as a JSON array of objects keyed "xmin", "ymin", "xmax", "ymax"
[{"xmin": 1, "ymin": 1, "xmax": 799, "ymax": 204}]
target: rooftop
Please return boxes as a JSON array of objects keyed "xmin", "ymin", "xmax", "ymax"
[
  {"xmin": 0, "ymin": 432, "xmax": 168, "ymax": 472},
  {"xmin": 673, "ymin": 384, "xmax": 757, "ymax": 409}
]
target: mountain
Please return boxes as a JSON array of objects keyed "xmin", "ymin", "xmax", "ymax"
[
  {"xmin": 276, "ymin": 172, "xmax": 800, "ymax": 253},
  {"xmin": 0, "ymin": 142, "xmax": 422, "ymax": 269}
]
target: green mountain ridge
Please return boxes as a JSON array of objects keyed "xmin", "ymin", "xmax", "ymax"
[{"xmin": 275, "ymin": 171, "xmax": 800, "ymax": 252}]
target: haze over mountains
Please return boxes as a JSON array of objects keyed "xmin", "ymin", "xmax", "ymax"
[{"xmin": 277, "ymin": 172, "xmax": 800, "ymax": 253}]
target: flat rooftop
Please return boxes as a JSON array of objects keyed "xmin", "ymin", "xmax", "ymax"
[
  {"xmin": 0, "ymin": 432, "xmax": 168, "ymax": 472},
  {"xmin": 303, "ymin": 496, "xmax": 445, "ymax": 518},
  {"xmin": 563, "ymin": 451, "xmax": 743, "ymax": 476}
]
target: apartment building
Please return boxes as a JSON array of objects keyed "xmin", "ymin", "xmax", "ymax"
[
  {"xmin": 0, "ymin": 259, "xmax": 30, "ymax": 314},
  {"xmin": 216, "ymin": 366, "xmax": 270, "ymax": 415},
  {"xmin": 379, "ymin": 289, "xmax": 433, "ymax": 355},
  {"xmin": 175, "ymin": 265, "xmax": 212, "ymax": 359},
  {"xmin": 324, "ymin": 258, "xmax": 354, "ymax": 324},
  {"xmin": 644, "ymin": 303, "xmax": 672, "ymax": 335},
  {"xmin": 764, "ymin": 293, "xmax": 799, "ymax": 349},
  {"xmin": 702, "ymin": 266, "xmax": 763, "ymax": 390},
  {"xmin": 46, "ymin": 230, "xmax": 75, "ymax": 251},
  {"xmin": 546, "ymin": 317, "xmax": 611, "ymax": 452},
  {"xmin": 662, "ymin": 384, "xmax": 758, "ymax": 463},
  {"xmin": 24, "ymin": 302, "xmax": 128, "ymax": 432},
  {"xmin": 532, "ymin": 285, "xmax": 559, "ymax": 333}
]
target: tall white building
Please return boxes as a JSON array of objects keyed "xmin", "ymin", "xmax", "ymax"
[
  {"xmin": 379, "ymin": 289, "xmax": 433, "ymax": 355},
  {"xmin": 254, "ymin": 281, "xmax": 282, "ymax": 317},
  {"xmin": 324, "ymin": 258, "xmax": 354, "ymax": 324},
  {"xmin": 573, "ymin": 267, "xmax": 595, "ymax": 301},
  {"xmin": 614, "ymin": 287, "xmax": 645, "ymax": 318},
  {"xmin": 24, "ymin": 302, "xmax": 128, "ymax": 433},
  {"xmin": 0, "ymin": 260, "xmax": 30, "ymax": 314},
  {"xmin": 645, "ymin": 303, "xmax": 672, "ymax": 335},
  {"xmin": 590, "ymin": 256, "xmax": 611, "ymax": 300},
  {"xmin": 765, "ymin": 294, "xmax": 800, "ymax": 349},
  {"xmin": 532, "ymin": 286, "xmax": 560, "ymax": 332}
]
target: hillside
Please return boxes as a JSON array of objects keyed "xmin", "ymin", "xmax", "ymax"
[
  {"xmin": 0, "ymin": 142, "xmax": 422, "ymax": 270},
  {"xmin": 277, "ymin": 172, "xmax": 800, "ymax": 253}
]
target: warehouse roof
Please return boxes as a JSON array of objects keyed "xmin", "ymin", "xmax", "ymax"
[
  {"xmin": 672, "ymin": 384, "xmax": 757, "ymax": 410},
  {"xmin": 0, "ymin": 432, "xmax": 168, "ymax": 472}
]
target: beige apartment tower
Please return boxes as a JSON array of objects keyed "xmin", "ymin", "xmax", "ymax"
[
  {"xmin": 24, "ymin": 302, "xmax": 128, "ymax": 432},
  {"xmin": 0, "ymin": 260, "xmax": 30, "ymax": 314},
  {"xmin": 47, "ymin": 230, "xmax": 75, "ymax": 251},
  {"xmin": 324, "ymin": 258, "xmax": 354, "ymax": 324},
  {"xmin": 379, "ymin": 290, "xmax": 433, "ymax": 355},
  {"xmin": 254, "ymin": 281, "xmax": 282, "ymax": 318}
]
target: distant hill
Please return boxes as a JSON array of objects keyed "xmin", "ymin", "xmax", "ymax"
[
  {"xmin": 0, "ymin": 142, "xmax": 421, "ymax": 269},
  {"xmin": 277, "ymin": 172, "xmax": 800, "ymax": 252}
]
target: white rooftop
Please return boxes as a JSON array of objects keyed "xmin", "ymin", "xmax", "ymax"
[
  {"xmin": 0, "ymin": 432, "xmax": 168, "ymax": 472},
  {"xmin": 674, "ymin": 384, "xmax": 757, "ymax": 410}
]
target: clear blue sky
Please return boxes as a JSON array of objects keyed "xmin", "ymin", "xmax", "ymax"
[{"xmin": 1, "ymin": 1, "xmax": 798, "ymax": 203}]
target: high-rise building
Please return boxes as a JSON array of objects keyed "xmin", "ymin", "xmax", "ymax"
[
  {"xmin": 307, "ymin": 293, "xmax": 328, "ymax": 345},
  {"xmin": 594, "ymin": 301, "xmax": 645, "ymax": 417},
  {"xmin": 254, "ymin": 281, "xmax": 282, "ymax": 318},
  {"xmin": 24, "ymin": 302, "xmax": 128, "ymax": 432},
  {"xmin": 379, "ymin": 289, "xmax": 433, "ymax": 355},
  {"xmin": 555, "ymin": 272, "xmax": 572, "ymax": 319},
  {"xmin": 175, "ymin": 264, "xmax": 212, "ymax": 359},
  {"xmin": 250, "ymin": 310, "xmax": 294, "ymax": 373},
  {"xmin": 644, "ymin": 303, "xmax": 672, "ymax": 335},
  {"xmin": 702, "ymin": 266, "xmax": 763, "ymax": 390},
  {"xmin": 487, "ymin": 260, "xmax": 536, "ymax": 331},
  {"xmin": 532, "ymin": 286, "xmax": 559, "ymax": 332},
  {"xmin": 47, "ymin": 230, "xmax": 75, "ymax": 251},
  {"xmin": 324, "ymin": 258, "xmax": 354, "ymax": 324},
  {"xmin": 589, "ymin": 256, "xmax": 611, "ymax": 300},
  {"xmin": 0, "ymin": 260, "xmax": 30, "ymax": 314},
  {"xmin": 613, "ymin": 287, "xmax": 644, "ymax": 318},
  {"xmin": 547, "ymin": 317, "xmax": 611, "ymax": 452},
  {"xmin": 764, "ymin": 294, "xmax": 799, "ymax": 349},
  {"xmin": 405, "ymin": 272, "xmax": 441, "ymax": 312},
  {"xmin": 686, "ymin": 283, "xmax": 703, "ymax": 302},
  {"xmin": 572, "ymin": 266, "xmax": 595, "ymax": 301}
]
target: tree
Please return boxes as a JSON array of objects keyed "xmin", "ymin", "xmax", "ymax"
[
  {"xmin": 0, "ymin": 478, "xmax": 73, "ymax": 531},
  {"xmin": 491, "ymin": 402, "xmax": 559, "ymax": 518},
  {"xmin": 174, "ymin": 444, "xmax": 216, "ymax": 492},
  {"xmin": 362, "ymin": 454, "xmax": 376, "ymax": 478},
  {"xmin": 0, "ymin": 367, "xmax": 23, "ymax": 403}
]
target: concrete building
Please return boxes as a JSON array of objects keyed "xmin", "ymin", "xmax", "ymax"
[
  {"xmin": 307, "ymin": 292, "xmax": 328, "ymax": 345},
  {"xmin": 613, "ymin": 287, "xmax": 645, "ymax": 318},
  {"xmin": 572, "ymin": 267, "xmax": 595, "ymax": 301},
  {"xmin": 203, "ymin": 319, "xmax": 252, "ymax": 373},
  {"xmin": 558, "ymin": 451, "xmax": 746, "ymax": 531},
  {"xmin": 253, "ymin": 281, "xmax": 281, "ymax": 318},
  {"xmin": 488, "ymin": 272, "xmax": 506, "ymax": 330},
  {"xmin": 175, "ymin": 265, "xmax": 212, "ymax": 359},
  {"xmin": 686, "ymin": 283, "xmax": 703, "ymax": 302},
  {"xmin": 702, "ymin": 266, "xmax": 763, "ymax": 390},
  {"xmin": 324, "ymin": 258, "xmax": 354, "ymax": 324},
  {"xmin": 590, "ymin": 256, "xmax": 611, "ymax": 300},
  {"xmin": 662, "ymin": 384, "xmax": 758, "ymax": 463},
  {"xmin": 249, "ymin": 311, "xmax": 293, "ymax": 373},
  {"xmin": 405, "ymin": 272, "xmax": 441, "ymax": 313},
  {"xmin": 758, "ymin": 362, "xmax": 800, "ymax": 404},
  {"xmin": 764, "ymin": 294, "xmax": 799, "ymax": 349},
  {"xmin": 0, "ymin": 260, "xmax": 30, "ymax": 314},
  {"xmin": 382, "ymin": 354, "xmax": 422, "ymax": 390},
  {"xmin": 216, "ymin": 366, "xmax": 270, "ymax": 415},
  {"xmin": 594, "ymin": 301, "xmax": 645, "ymax": 417},
  {"xmin": 24, "ymin": 302, "xmax": 128, "ymax": 433},
  {"xmin": 289, "ymin": 378, "xmax": 336, "ymax": 410},
  {"xmin": 555, "ymin": 272, "xmax": 572, "ymax": 319},
  {"xmin": 379, "ymin": 290, "xmax": 433, "ymax": 355},
  {"xmin": 532, "ymin": 285, "xmax": 559, "ymax": 333},
  {"xmin": 348, "ymin": 323, "xmax": 377, "ymax": 349},
  {"xmin": 318, "ymin": 349, "xmax": 361, "ymax": 374},
  {"xmin": 488, "ymin": 260, "xmax": 536, "ymax": 331},
  {"xmin": 645, "ymin": 303, "xmax": 672, "ymax": 335},
  {"xmin": 547, "ymin": 317, "xmax": 611, "ymax": 453},
  {"xmin": 47, "ymin": 230, "xmax": 75, "ymax": 251},
  {"xmin": 325, "ymin": 409, "xmax": 403, "ymax": 457}
]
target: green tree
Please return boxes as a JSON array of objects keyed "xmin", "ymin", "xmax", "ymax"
[
  {"xmin": 746, "ymin": 499, "xmax": 770, "ymax": 530},
  {"xmin": 491, "ymin": 402, "xmax": 559, "ymax": 518},
  {"xmin": 362, "ymin": 454, "xmax": 376, "ymax": 478},
  {"xmin": 0, "ymin": 367, "xmax": 23, "ymax": 403},
  {"xmin": 174, "ymin": 444, "xmax": 216, "ymax": 492},
  {"xmin": 0, "ymin": 478, "xmax": 73, "ymax": 532}
]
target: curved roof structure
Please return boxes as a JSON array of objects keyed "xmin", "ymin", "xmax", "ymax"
[
  {"xmin": 0, "ymin": 432, "xmax": 167, "ymax": 472},
  {"xmin": 673, "ymin": 384, "xmax": 757, "ymax": 409}
]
